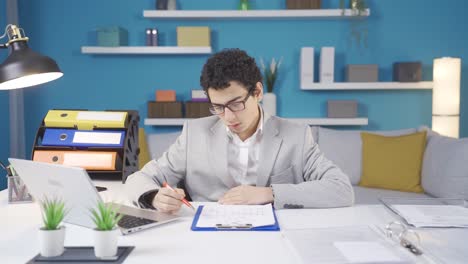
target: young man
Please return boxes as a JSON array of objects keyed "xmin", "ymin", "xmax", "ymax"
[{"xmin": 125, "ymin": 49, "xmax": 354, "ymax": 213}]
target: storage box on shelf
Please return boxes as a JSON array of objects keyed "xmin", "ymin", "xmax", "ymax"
[{"xmin": 32, "ymin": 109, "xmax": 140, "ymax": 183}]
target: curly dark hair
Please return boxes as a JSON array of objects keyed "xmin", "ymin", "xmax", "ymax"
[{"xmin": 200, "ymin": 48, "xmax": 262, "ymax": 94}]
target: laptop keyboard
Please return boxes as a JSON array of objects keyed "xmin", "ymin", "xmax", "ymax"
[{"xmin": 118, "ymin": 214, "xmax": 157, "ymax": 229}]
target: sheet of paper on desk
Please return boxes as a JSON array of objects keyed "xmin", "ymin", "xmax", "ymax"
[
  {"xmin": 334, "ymin": 241, "xmax": 403, "ymax": 263},
  {"xmin": 393, "ymin": 205, "xmax": 468, "ymax": 227},
  {"xmin": 196, "ymin": 204, "xmax": 275, "ymax": 228}
]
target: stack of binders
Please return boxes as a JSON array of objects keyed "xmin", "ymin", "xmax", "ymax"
[{"xmin": 32, "ymin": 109, "xmax": 140, "ymax": 183}]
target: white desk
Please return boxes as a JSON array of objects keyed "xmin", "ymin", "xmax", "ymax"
[{"xmin": 0, "ymin": 180, "xmax": 451, "ymax": 264}]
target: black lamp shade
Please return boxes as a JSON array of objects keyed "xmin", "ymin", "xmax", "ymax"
[{"xmin": 0, "ymin": 41, "xmax": 63, "ymax": 90}]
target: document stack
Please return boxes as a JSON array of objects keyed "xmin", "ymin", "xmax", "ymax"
[
  {"xmin": 380, "ymin": 198, "xmax": 468, "ymax": 228},
  {"xmin": 32, "ymin": 109, "xmax": 140, "ymax": 183}
]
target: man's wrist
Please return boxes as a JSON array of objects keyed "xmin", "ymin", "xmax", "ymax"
[{"xmin": 265, "ymin": 187, "xmax": 274, "ymax": 204}]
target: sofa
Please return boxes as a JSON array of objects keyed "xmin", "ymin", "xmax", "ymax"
[
  {"xmin": 311, "ymin": 126, "xmax": 468, "ymax": 204},
  {"xmin": 145, "ymin": 125, "xmax": 468, "ymax": 205}
]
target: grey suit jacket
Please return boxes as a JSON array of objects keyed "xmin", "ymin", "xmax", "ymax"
[{"xmin": 125, "ymin": 113, "xmax": 354, "ymax": 209}]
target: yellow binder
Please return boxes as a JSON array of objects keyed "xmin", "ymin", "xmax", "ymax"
[
  {"xmin": 44, "ymin": 110, "xmax": 127, "ymax": 130},
  {"xmin": 33, "ymin": 150, "xmax": 118, "ymax": 170}
]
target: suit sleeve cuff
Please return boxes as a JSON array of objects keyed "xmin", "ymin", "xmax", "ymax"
[
  {"xmin": 137, "ymin": 189, "xmax": 158, "ymax": 210},
  {"xmin": 271, "ymin": 184, "xmax": 304, "ymax": 209}
]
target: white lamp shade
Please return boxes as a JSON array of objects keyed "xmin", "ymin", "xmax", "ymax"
[
  {"xmin": 0, "ymin": 72, "xmax": 63, "ymax": 90},
  {"xmin": 432, "ymin": 116, "xmax": 459, "ymax": 138},
  {"xmin": 433, "ymin": 57, "xmax": 461, "ymax": 115}
]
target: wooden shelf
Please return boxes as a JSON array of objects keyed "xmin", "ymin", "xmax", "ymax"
[
  {"xmin": 287, "ymin": 118, "xmax": 368, "ymax": 126},
  {"xmin": 300, "ymin": 82, "xmax": 433, "ymax": 90},
  {"xmin": 144, "ymin": 117, "xmax": 368, "ymax": 126},
  {"xmin": 81, "ymin": 46, "xmax": 212, "ymax": 55},
  {"xmin": 143, "ymin": 9, "xmax": 370, "ymax": 19}
]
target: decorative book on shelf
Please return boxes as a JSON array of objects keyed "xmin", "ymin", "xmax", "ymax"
[{"xmin": 32, "ymin": 109, "xmax": 140, "ymax": 183}]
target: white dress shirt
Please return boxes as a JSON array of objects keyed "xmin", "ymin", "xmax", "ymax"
[{"xmin": 226, "ymin": 107, "xmax": 267, "ymax": 186}]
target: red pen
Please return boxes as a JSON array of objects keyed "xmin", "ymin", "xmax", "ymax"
[{"xmin": 162, "ymin": 182, "xmax": 195, "ymax": 210}]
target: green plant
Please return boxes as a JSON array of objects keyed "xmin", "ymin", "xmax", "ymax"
[
  {"xmin": 260, "ymin": 57, "xmax": 283, "ymax": 93},
  {"xmin": 40, "ymin": 197, "xmax": 67, "ymax": 230},
  {"xmin": 239, "ymin": 0, "xmax": 250, "ymax": 10},
  {"xmin": 90, "ymin": 202, "xmax": 123, "ymax": 231},
  {"xmin": 340, "ymin": 0, "xmax": 369, "ymax": 49}
]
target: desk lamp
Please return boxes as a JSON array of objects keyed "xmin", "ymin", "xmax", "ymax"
[{"xmin": 0, "ymin": 24, "xmax": 63, "ymax": 90}]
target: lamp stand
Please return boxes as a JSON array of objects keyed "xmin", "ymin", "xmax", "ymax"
[{"xmin": 7, "ymin": 0, "xmax": 26, "ymax": 158}]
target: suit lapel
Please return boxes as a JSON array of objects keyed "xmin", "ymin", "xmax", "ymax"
[
  {"xmin": 209, "ymin": 119, "xmax": 236, "ymax": 189},
  {"xmin": 257, "ymin": 117, "xmax": 283, "ymax": 187}
]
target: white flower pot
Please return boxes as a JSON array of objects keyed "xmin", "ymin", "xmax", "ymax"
[
  {"xmin": 38, "ymin": 226, "xmax": 66, "ymax": 257},
  {"xmin": 94, "ymin": 228, "xmax": 120, "ymax": 258},
  {"xmin": 262, "ymin": 92, "xmax": 277, "ymax": 116}
]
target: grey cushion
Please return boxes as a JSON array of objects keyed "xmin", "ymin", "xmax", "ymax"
[
  {"xmin": 353, "ymin": 186, "xmax": 431, "ymax": 204},
  {"xmin": 421, "ymin": 130, "xmax": 468, "ymax": 199},
  {"xmin": 318, "ymin": 127, "xmax": 417, "ymax": 185}
]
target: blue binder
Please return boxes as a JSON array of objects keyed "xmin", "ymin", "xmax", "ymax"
[
  {"xmin": 41, "ymin": 129, "xmax": 125, "ymax": 147},
  {"xmin": 191, "ymin": 205, "xmax": 280, "ymax": 231}
]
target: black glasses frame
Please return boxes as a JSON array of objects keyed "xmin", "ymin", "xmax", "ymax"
[{"xmin": 209, "ymin": 90, "xmax": 253, "ymax": 115}]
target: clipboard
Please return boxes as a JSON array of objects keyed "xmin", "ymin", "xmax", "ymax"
[{"xmin": 191, "ymin": 205, "xmax": 280, "ymax": 231}]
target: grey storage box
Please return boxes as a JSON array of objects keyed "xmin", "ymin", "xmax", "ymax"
[
  {"xmin": 327, "ymin": 100, "xmax": 358, "ymax": 118},
  {"xmin": 393, "ymin": 62, "xmax": 422, "ymax": 82},
  {"xmin": 346, "ymin": 64, "xmax": 378, "ymax": 82},
  {"xmin": 148, "ymin": 101, "xmax": 183, "ymax": 118}
]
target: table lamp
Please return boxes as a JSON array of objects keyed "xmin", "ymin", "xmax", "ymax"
[
  {"xmin": 432, "ymin": 57, "xmax": 461, "ymax": 138},
  {"xmin": 0, "ymin": 24, "xmax": 63, "ymax": 90}
]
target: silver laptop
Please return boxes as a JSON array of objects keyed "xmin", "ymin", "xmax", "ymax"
[{"xmin": 8, "ymin": 158, "xmax": 180, "ymax": 235}]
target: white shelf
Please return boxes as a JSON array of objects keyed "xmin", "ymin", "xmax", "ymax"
[
  {"xmin": 144, "ymin": 117, "xmax": 368, "ymax": 126},
  {"xmin": 287, "ymin": 118, "xmax": 368, "ymax": 126},
  {"xmin": 145, "ymin": 118, "xmax": 189, "ymax": 126},
  {"xmin": 301, "ymin": 81, "xmax": 433, "ymax": 90},
  {"xmin": 81, "ymin": 46, "xmax": 212, "ymax": 54},
  {"xmin": 143, "ymin": 9, "xmax": 370, "ymax": 19}
]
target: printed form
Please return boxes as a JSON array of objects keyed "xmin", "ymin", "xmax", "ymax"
[{"xmin": 196, "ymin": 204, "xmax": 275, "ymax": 228}]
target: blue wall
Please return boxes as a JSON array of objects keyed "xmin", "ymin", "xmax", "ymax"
[
  {"xmin": 1, "ymin": 0, "xmax": 9, "ymax": 190},
  {"xmin": 10, "ymin": 0, "xmax": 468, "ymax": 160}
]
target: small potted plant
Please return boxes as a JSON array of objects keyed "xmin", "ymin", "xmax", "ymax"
[
  {"xmin": 38, "ymin": 197, "xmax": 67, "ymax": 257},
  {"xmin": 260, "ymin": 57, "xmax": 283, "ymax": 116},
  {"xmin": 239, "ymin": 0, "xmax": 250, "ymax": 10},
  {"xmin": 90, "ymin": 202, "xmax": 123, "ymax": 258}
]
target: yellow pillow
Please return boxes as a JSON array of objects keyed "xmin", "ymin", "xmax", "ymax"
[
  {"xmin": 138, "ymin": 128, "xmax": 151, "ymax": 169},
  {"xmin": 359, "ymin": 131, "xmax": 426, "ymax": 193}
]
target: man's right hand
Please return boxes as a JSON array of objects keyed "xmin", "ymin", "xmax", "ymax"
[{"xmin": 152, "ymin": 187, "xmax": 186, "ymax": 213}]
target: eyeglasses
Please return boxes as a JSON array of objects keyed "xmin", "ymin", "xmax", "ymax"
[
  {"xmin": 209, "ymin": 92, "xmax": 252, "ymax": 115},
  {"xmin": 385, "ymin": 221, "xmax": 423, "ymax": 255}
]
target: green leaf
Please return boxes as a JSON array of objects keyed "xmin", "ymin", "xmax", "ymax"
[
  {"xmin": 90, "ymin": 201, "xmax": 121, "ymax": 231},
  {"xmin": 40, "ymin": 197, "xmax": 67, "ymax": 230}
]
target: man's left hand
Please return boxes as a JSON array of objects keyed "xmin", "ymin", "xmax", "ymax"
[{"xmin": 219, "ymin": 185, "xmax": 274, "ymax": 205}]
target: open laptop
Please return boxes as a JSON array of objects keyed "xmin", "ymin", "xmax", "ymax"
[{"xmin": 8, "ymin": 158, "xmax": 180, "ymax": 235}]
